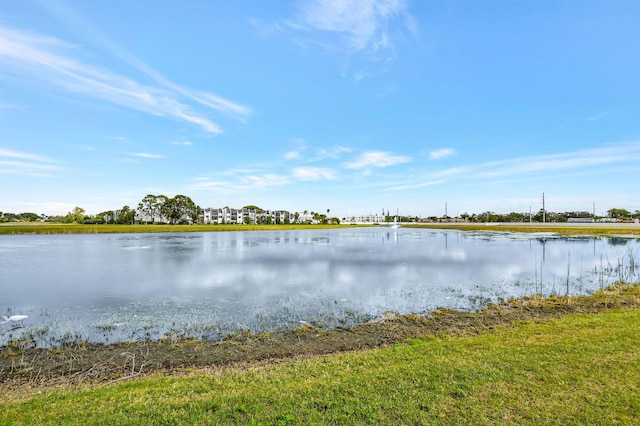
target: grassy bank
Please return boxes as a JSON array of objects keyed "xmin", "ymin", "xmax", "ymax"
[
  {"xmin": 405, "ymin": 223, "xmax": 640, "ymax": 237},
  {"xmin": 3, "ymin": 222, "xmax": 640, "ymax": 237},
  {"xmin": 2, "ymin": 283, "xmax": 639, "ymax": 424},
  {"xmin": 2, "ymin": 308, "xmax": 638, "ymax": 424},
  {"xmin": 0, "ymin": 223, "xmax": 356, "ymax": 235}
]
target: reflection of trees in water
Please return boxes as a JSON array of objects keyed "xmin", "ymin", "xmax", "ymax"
[{"xmin": 608, "ymin": 237, "xmax": 629, "ymax": 246}]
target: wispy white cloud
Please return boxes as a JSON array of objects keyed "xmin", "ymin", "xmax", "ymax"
[
  {"xmin": 314, "ymin": 145, "xmax": 352, "ymax": 161},
  {"xmin": 168, "ymin": 141, "xmax": 193, "ymax": 146},
  {"xmin": 292, "ymin": 0, "xmax": 413, "ymax": 55},
  {"xmin": 283, "ymin": 138, "xmax": 308, "ymax": 161},
  {"xmin": 386, "ymin": 141, "xmax": 640, "ymax": 192},
  {"xmin": 345, "ymin": 150, "xmax": 410, "ymax": 169},
  {"xmin": 188, "ymin": 172, "xmax": 291, "ymax": 193},
  {"xmin": 385, "ymin": 179, "xmax": 444, "ymax": 191},
  {"xmin": 0, "ymin": 24, "xmax": 251, "ymax": 134},
  {"xmin": 249, "ymin": 18, "xmax": 286, "ymax": 39},
  {"xmin": 243, "ymin": 173, "xmax": 291, "ymax": 188},
  {"xmin": 474, "ymin": 142, "xmax": 640, "ymax": 179},
  {"xmin": 187, "ymin": 177, "xmax": 235, "ymax": 193},
  {"xmin": 129, "ymin": 152, "xmax": 165, "ymax": 159},
  {"xmin": 285, "ymin": 144, "xmax": 351, "ymax": 163},
  {"xmin": 292, "ymin": 166, "xmax": 338, "ymax": 181},
  {"xmin": 74, "ymin": 145, "xmax": 99, "ymax": 152},
  {"xmin": 0, "ymin": 160, "xmax": 60, "ymax": 176},
  {"xmin": 186, "ymin": 91, "xmax": 252, "ymax": 122},
  {"xmin": 0, "ymin": 148, "xmax": 61, "ymax": 175},
  {"xmin": 285, "ymin": 150, "xmax": 302, "ymax": 160},
  {"xmin": 38, "ymin": 0, "xmax": 252, "ymax": 123},
  {"xmin": 429, "ymin": 148, "xmax": 456, "ymax": 160},
  {"xmin": 286, "ymin": 0, "xmax": 419, "ymax": 65},
  {"xmin": 588, "ymin": 110, "xmax": 613, "ymax": 122},
  {"xmin": 0, "ymin": 148, "xmax": 54, "ymax": 163}
]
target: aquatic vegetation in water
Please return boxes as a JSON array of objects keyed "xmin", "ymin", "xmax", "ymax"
[{"xmin": 2, "ymin": 230, "xmax": 639, "ymax": 348}]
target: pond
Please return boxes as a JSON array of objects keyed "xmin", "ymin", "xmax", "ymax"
[{"xmin": 1, "ymin": 228, "xmax": 638, "ymax": 347}]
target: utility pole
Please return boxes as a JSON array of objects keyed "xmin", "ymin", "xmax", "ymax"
[
  {"xmin": 445, "ymin": 202, "xmax": 448, "ymax": 220},
  {"xmin": 542, "ymin": 192, "xmax": 546, "ymax": 223}
]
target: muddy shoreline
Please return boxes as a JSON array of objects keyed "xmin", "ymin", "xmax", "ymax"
[{"xmin": 2, "ymin": 283, "xmax": 639, "ymax": 395}]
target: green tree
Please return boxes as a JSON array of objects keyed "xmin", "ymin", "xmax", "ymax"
[
  {"xmin": 65, "ymin": 207, "xmax": 86, "ymax": 224},
  {"xmin": 243, "ymin": 205, "xmax": 263, "ymax": 214},
  {"xmin": 1, "ymin": 212, "xmax": 20, "ymax": 222},
  {"xmin": 117, "ymin": 206, "xmax": 136, "ymax": 224},
  {"xmin": 503, "ymin": 212, "xmax": 527, "ymax": 222},
  {"xmin": 96, "ymin": 210, "xmax": 114, "ymax": 224},
  {"xmin": 607, "ymin": 208, "xmax": 631, "ymax": 219},
  {"xmin": 161, "ymin": 195, "xmax": 199, "ymax": 224},
  {"xmin": 138, "ymin": 194, "xmax": 165, "ymax": 224},
  {"xmin": 532, "ymin": 209, "xmax": 545, "ymax": 223},
  {"xmin": 479, "ymin": 211, "xmax": 499, "ymax": 222},
  {"xmin": 18, "ymin": 212, "xmax": 41, "ymax": 222}
]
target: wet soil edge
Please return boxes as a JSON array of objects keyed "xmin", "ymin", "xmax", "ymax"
[{"xmin": 1, "ymin": 283, "xmax": 639, "ymax": 394}]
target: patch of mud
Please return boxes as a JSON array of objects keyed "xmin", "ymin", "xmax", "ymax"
[{"xmin": 1, "ymin": 283, "xmax": 639, "ymax": 395}]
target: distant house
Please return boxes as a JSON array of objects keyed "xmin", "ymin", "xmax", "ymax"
[
  {"xmin": 135, "ymin": 211, "xmax": 169, "ymax": 224},
  {"xmin": 342, "ymin": 214, "xmax": 386, "ymax": 224},
  {"xmin": 200, "ymin": 207, "xmax": 295, "ymax": 225}
]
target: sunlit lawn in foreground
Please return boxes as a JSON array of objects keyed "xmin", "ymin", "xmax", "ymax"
[{"xmin": 2, "ymin": 308, "xmax": 638, "ymax": 425}]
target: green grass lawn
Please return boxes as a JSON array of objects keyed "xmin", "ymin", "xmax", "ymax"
[
  {"xmin": 0, "ymin": 223, "xmax": 355, "ymax": 235},
  {"xmin": 3, "ymin": 308, "xmax": 638, "ymax": 425},
  {"xmin": 2, "ymin": 222, "xmax": 639, "ymax": 237},
  {"xmin": 405, "ymin": 223, "xmax": 640, "ymax": 237}
]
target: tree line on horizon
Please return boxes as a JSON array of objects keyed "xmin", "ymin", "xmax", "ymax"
[
  {"xmin": 0, "ymin": 194, "xmax": 336, "ymax": 225},
  {"xmin": 1, "ymin": 195, "xmax": 639, "ymax": 224},
  {"xmin": 447, "ymin": 208, "xmax": 640, "ymax": 223}
]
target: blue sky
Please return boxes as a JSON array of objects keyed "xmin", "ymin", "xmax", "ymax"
[{"xmin": 1, "ymin": 0, "xmax": 639, "ymax": 218}]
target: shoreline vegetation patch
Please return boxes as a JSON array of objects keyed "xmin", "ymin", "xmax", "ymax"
[
  {"xmin": 1, "ymin": 222, "xmax": 640, "ymax": 237},
  {"xmin": 1, "ymin": 283, "xmax": 638, "ymax": 424},
  {"xmin": 1, "ymin": 282, "xmax": 638, "ymax": 389},
  {"xmin": 0, "ymin": 223, "xmax": 354, "ymax": 235}
]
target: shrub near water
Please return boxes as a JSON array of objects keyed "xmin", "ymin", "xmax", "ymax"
[{"xmin": 2, "ymin": 306, "xmax": 639, "ymax": 424}]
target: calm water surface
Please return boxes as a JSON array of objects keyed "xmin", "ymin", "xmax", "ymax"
[{"xmin": 1, "ymin": 228, "xmax": 638, "ymax": 346}]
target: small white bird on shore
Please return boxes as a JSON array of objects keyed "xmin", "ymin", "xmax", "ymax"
[{"xmin": 1, "ymin": 315, "xmax": 28, "ymax": 325}]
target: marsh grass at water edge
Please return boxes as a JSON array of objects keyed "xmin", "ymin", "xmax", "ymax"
[{"xmin": 1, "ymin": 298, "xmax": 639, "ymax": 425}]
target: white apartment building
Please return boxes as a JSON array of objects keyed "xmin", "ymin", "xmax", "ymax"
[
  {"xmin": 200, "ymin": 207, "xmax": 295, "ymax": 225},
  {"xmin": 342, "ymin": 214, "xmax": 386, "ymax": 224}
]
